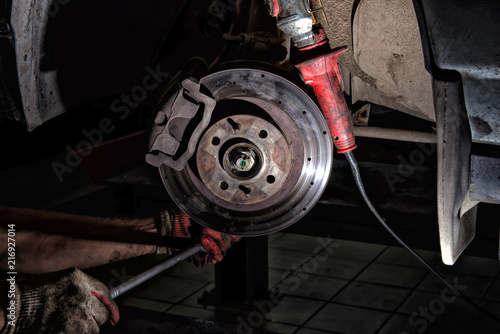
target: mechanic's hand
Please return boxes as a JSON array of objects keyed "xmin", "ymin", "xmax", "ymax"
[
  {"xmin": 1, "ymin": 268, "xmax": 119, "ymax": 334},
  {"xmin": 156, "ymin": 210, "xmax": 239, "ymax": 267}
]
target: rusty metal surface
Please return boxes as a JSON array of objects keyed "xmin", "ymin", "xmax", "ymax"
[
  {"xmin": 316, "ymin": 0, "xmax": 435, "ymax": 121},
  {"xmin": 197, "ymin": 115, "xmax": 294, "ymax": 206},
  {"xmin": 419, "ymin": 0, "xmax": 500, "ymax": 145},
  {"xmin": 352, "ymin": 0, "xmax": 435, "ymax": 122},
  {"xmin": 159, "ymin": 67, "xmax": 333, "ymax": 236},
  {"xmin": 188, "ymin": 95, "xmax": 306, "ymax": 213}
]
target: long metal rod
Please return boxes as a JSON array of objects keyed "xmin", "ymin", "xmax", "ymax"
[
  {"xmin": 353, "ymin": 126, "xmax": 437, "ymax": 143},
  {"xmin": 110, "ymin": 242, "xmax": 206, "ymax": 299}
]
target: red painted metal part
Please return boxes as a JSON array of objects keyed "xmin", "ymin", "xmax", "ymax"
[
  {"xmin": 296, "ymin": 46, "xmax": 357, "ymax": 153},
  {"xmin": 267, "ymin": 0, "xmax": 280, "ymax": 17}
]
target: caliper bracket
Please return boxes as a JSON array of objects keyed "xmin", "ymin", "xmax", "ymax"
[{"xmin": 146, "ymin": 78, "xmax": 216, "ymax": 170}]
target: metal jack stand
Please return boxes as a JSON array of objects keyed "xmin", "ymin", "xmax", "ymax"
[{"xmin": 198, "ymin": 236, "xmax": 276, "ymax": 311}]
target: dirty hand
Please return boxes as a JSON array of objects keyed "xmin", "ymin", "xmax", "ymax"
[
  {"xmin": 156, "ymin": 210, "xmax": 239, "ymax": 267},
  {"xmin": 1, "ymin": 268, "xmax": 119, "ymax": 334}
]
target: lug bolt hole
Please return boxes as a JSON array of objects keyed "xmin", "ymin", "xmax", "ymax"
[
  {"xmin": 259, "ymin": 130, "xmax": 268, "ymax": 139},
  {"xmin": 267, "ymin": 175, "xmax": 275, "ymax": 184},
  {"xmin": 227, "ymin": 118, "xmax": 241, "ymax": 132},
  {"xmin": 220, "ymin": 182, "xmax": 229, "ymax": 190},
  {"xmin": 212, "ymin": 137, "xmax": 220, "ymax": 145},
  {"xmin": 239, "ymin": 185, "xmax": 251, "ymax": 197}
]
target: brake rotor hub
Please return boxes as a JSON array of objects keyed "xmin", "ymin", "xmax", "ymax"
[
  {"xmin": 197, "ymin": 114, "xmax": 293, "ymax": 205},
  {"xmin": 155, "ymin": 66, "xmax": 333, "ymax": 236}
]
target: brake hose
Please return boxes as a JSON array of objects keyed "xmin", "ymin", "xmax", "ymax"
[{"xmin": 344, "ymin": 150, "xmax": 500, "ymax": 327}]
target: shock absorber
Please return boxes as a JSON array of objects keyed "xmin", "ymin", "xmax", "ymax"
[{"xmin": 266, "ymin": 0, "xmax": 357, "ymax": 153}]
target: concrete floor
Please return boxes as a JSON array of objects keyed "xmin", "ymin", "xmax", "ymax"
[{"xmin": 107, "ymin": 232, "xmax": 500, "ymax": 334}]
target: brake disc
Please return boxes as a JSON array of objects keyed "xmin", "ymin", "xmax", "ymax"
[{"xmin": 158, "ymin": 67, "xmax": 333, "ymax": 236}]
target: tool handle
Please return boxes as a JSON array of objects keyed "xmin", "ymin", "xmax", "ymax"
[
  {"xmin": 110, "ymin": 242, "xmax": 206, "ymax": 299},
  {"xmin": 296, "ymin": 47, "xmax": 356, "ymax": 153}
]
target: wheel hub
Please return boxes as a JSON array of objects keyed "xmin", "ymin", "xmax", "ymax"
[
  {"xmin": 197, "ymin": 114, "xmax": 294, "ymax": 205},
  {"xmin": 157, "ymin": 67, "xmax": 333, "ymax": 236}
]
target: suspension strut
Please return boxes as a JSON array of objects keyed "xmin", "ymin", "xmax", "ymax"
[{"xmin": 266, "ymin": 0, "xmax": 357, "ymax": 153}]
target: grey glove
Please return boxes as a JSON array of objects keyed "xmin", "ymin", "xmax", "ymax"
[{"xmin": 0, "ymin": 268, "xmax": 119, "ymax": 334}]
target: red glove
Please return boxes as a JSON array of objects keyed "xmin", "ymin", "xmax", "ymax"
[{"xmin": 156, "ymin": 210, "xmax": 239, "ymax": 267}]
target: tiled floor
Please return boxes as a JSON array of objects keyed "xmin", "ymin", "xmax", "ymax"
[{"xmin": 113, "ymin": 233, "xmax": 500, "ymax": 333}]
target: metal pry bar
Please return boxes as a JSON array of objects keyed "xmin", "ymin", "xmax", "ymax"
[{"xmin": 110, "ymin": 242, "xmax": 206, "ymax": 299}]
